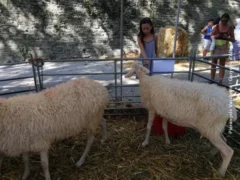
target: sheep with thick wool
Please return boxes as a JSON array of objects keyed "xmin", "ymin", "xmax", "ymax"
[
  {"xmin": 125, "ymin": 61, "xmax": 237, "ymax": 177},
  {"xmin": 0, "ymin": 77, "xmax": 108, "ymax": 180}
]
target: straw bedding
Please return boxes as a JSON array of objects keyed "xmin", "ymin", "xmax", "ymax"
[
  {"xmin": 157, "ymin": 26, "xmax": 189, "ymax": 58},
  {"xmin": 0, "ymin": 116, "xmax": 239, "ymax": 180}
]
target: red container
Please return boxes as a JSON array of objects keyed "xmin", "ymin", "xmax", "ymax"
[{"xmin": 152, "ymin": 115, "xmax": 185, "ymax": 136}]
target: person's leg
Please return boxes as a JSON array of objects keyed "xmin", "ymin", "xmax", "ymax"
[
  {"xmin": 211, "ymin": 58, "xmax": 218, "ymax": 82},
  {"xmin": 203, "ymin": 39, "xmax": 210, "ymax": 57},
  {"xmin": 219, "ymin": 58, "xmax": 226, "ymax": 84},
  {"xmin": 203, "ymin": 39, "xmax": 208, "ymax": 57},
  {"xmin": 203, "ymin": 49, "xmax": 207, "ymax": 56}
]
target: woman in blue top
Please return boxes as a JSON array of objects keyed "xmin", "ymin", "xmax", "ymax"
[
  {"xmin": 201, "ymin": 18, "xmax": 214, "ymax": 57},
  {"xmin": 138, "ymin": 18, "xmax": 158, "ymax": 72}
]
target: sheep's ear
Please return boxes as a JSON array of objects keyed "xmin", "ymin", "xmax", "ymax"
[
  {"xmin": 125, "ymin": 68, "xmax": 135, "ymax": 78},
  {"xmin": 141, "ymin": 66, "xmax": 150, "ymax": 74}
]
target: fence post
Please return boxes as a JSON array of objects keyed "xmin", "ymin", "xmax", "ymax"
[
  {"xmin": 188, "ymin": 49, "xmax": 193, "ymax": 81},
  {"xmin": 30, "ymin": 54, "xmax": 39, "ymax": 92},
  {"xmin": 30, "ymin": 54, "xmax": 44, "ymax": 92},
  {"xmin": 114, "ymin": 60, "xmax": 118, "ymax": 100},
  {"xmin": 36, "ymin": 61, "xmax": 43, "ymax": 90},
  {"xmin": 190, "ymin": 47, "xmax": 197, "ymax": 82},
  {"xmin": 120, "ymin": 0, "xmax": 124, "ymax": 101}
]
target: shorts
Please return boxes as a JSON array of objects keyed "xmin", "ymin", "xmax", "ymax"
[
  {"xmin": 209, "ymin": 36, "xmax": 215, "ymax": 51},
  {"xmin": 203, "ymin": 39, "xmax": 211, "ymax": 51},
  {"xmin": 212, "ymin": 44, "xmax": 229, "ymax": 58}
]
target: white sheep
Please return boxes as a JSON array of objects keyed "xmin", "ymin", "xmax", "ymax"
[
  {"xmin": 125, "ymin": 61, "xmax": 237, "ymax": 177},
  {"xmin": 0, "ymin": 77, "xmax": 109, "ymax": 180}
]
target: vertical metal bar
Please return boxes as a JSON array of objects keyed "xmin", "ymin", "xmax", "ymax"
[
  {"xmin": 149, "ymin": 59, "xmax": 153, "ymax": 76},
  {"xmin": 171, "ymin": 0, "xmax": 181, "ymax": 79},
  {"xmin": 188, "ymin": 50, "xmax": 193, "ymax": 81},
  {"xmin": 120, "ymin": 0, "xmax": 124, "ymax": 100},
  {"xmin": 36, "ymin": 62, "xmax": 43, "ymax": 91},
  {"xmin": 40, "ymin": 66, "xmax": 44, "ymax": 89},
  {"xmin": 170, "ymin": 62, "xmax": 174, "ymax": 79},
  {"xmin": 172, "ymin": 0, "xmax": 181, "ymax": 58},
  {"xmin": 191, "ymin": 48, "xmax": 197, "ymax": 82},
  {"xmin": 30, "ymin": 54, "xmax": 39, "ymax": 92},
  {"xmin": 114, "ymin": 60, "xmax": 117, "ymax": 100},
  {"xmin": 32, "ymin": 63, "xmax": 38, "ymax": 92}
]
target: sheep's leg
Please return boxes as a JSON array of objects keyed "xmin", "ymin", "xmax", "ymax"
[
  {"xmin": 208, "ymin": 134, "xmax": 233, "ymax": 177},
  {"xmin": 210, "ymin": 133, "xmax": 226, "ymax": 156},
  {"xmin": 21, "ymin": 153, "xmax": 30, "ymax": 180},
  {"xmin": 0, "ymin": 154, "xmax": 3, "ymax": 175},
  {"xmin": 76, "ymin": 132, "xmax": 94, "ymax": 167},
  {"xmin": 100, "ymin": 118, "xmax": 107, "ymax": 143},
  {"xmin": 40, "ymin": 151, "xmax": 51, "ymax": 180},
  {"xmin": 142, "ymin": 110, "xmax": 155, "ymax": 147},
  {"xmin": 210, "ymin": 147, "xmax": 220, "ymax": 157},
  {"xmin": 162, "ymin": 118, "xmax": 171, "ymax": 145}
]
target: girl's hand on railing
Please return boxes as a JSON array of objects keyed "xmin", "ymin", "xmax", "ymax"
[{"xmin": 144, "ymin": 60, "xmax": 149, "ymax": 65}]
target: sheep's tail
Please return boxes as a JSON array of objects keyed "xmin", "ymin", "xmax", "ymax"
[{"xmin": 100, "ymin": 118, "xmax": 107, "ymax": 143}]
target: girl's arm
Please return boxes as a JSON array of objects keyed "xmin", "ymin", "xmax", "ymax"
[
  {"xmin": 154, "ymin": 34, "xmax": 158, "ymax": 57},
  {"xmin": 201, "ymin": 26, "xmax": 208, "ymax": 35},
  {"xmin": 137, "ymin": 36, "xmax": 147, "ymax": 60},
  {"xmin": 221, "ymin": 27, "xmax": 235, "ymax": 42},
  {"xmin": 211, "ymin": 26, "xmax": 221, "ymax": 39},
  {"xmin": 228, "ymin": 26, "xmax": 235, "ymax": 42}
]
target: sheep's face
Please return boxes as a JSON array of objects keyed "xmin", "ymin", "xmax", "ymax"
[{"xmin": 125, "ymin": 61, "xmax": 150, "ymax": 78}]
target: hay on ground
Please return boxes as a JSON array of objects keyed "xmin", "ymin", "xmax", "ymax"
[
  {"xmin": 1, "ymin": 117, "xmax": 239, "ymax": 180},
  {"xmin": 157, "ymin": 26, "xmax": 189, "ymax": 58}
]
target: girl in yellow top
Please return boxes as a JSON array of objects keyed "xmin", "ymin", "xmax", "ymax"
[{"xmin": 211, "ymin": 13, "xmax": 235, "ymax": 84}]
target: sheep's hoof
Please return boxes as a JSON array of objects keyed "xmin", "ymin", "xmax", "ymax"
[
  {"xmin": 142, "ymin": 141, "xmax": 148, "ymax": 147},
  {"xmin": 218, "ymin": 168, "xmax": 226, "ymax": 177},
  {"xmin": 166, "ymin": 141, "xmax": 171, "ymax": 145},
  {"xmin": 21, "ymin": 172, "xmax": 30, "ymax": 180},
  {"xmin": 22, "ymin": 176, "xmax": 29, "ymax": 180},
  {"xmin": 21, "ymin": 168, "xmax": 30, "ymax": 180},
  {"xmin": 100, "ymin": 137, "xmax": 107, "ymax": 144},
  {"xmin": 166, "ymin": 139, "xmax": 171, "ymax": 145},
  {"xmin": 76, "ymin": 160, "xmax": 85, "ymax": 168}
]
